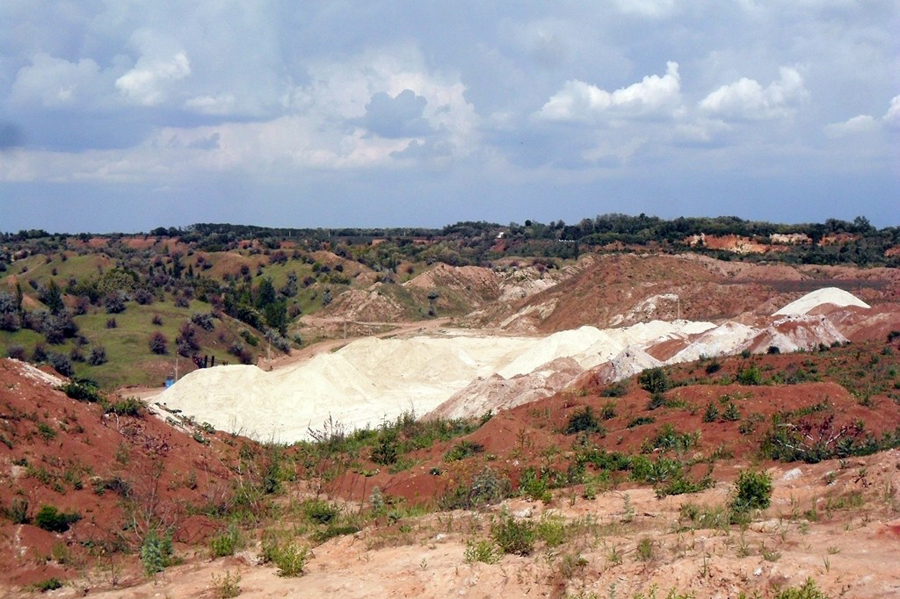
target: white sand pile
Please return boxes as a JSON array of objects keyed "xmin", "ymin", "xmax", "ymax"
[
  {"xmin": 774, "ymin": 287, "xmax": 870, "ymax": 316},
  {"xmin": 667, "ymin": 321, "xmax": 758, "ymax": 364},
  {"xmin": 158, "ymin": 290, "xmax": 871, "ymax": 441},
  {"xmin": 748, "ymin": 315, "xmax": 847, "ymax": 353},
  {"xmin": 428, "ymin": 357, "xmax": 583, "ymax": 421}
]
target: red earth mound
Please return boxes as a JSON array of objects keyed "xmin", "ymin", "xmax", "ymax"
[
  {"xmin": 0, "ymin": 359, "xmax": 251, "ymax": 586},
  {"xmin": 321, "ymin": 339, "xmax": 900, "ymax": 508}
]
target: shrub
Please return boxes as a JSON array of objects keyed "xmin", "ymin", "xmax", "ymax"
[
  {"xmin": 209, "ymin": 523, "xmax": 242, "ymax": 558},
  {"xmin": 211, "ymin": 570, "xmax": 241, "ymax": 598},
  {"xmin": 464, "ymin": 539, "xmax": 499, "ymax": 564},
  {"xmin": 705, "ymin": 361, "xmax": 721, "ymax": 375},
  {"xmin": 60, "ymin": 379, "xmax": 102, "ymax": 403},
  {"xmin": 566, "ymin": 406, "xmax": 604, "ymax": 435},
  {"xmin": 518, "ymin": 467, "xmax": 552, "ymax": 502},
  {"xmin": 737, "ymin": 366, "xmax": 763, "ymax": 385},
  {"xmin": 3, "ymin": 498, "xmax": 29, "ymax": 524},
  {"xmin": 33, "ymin": 578, "xmax": 63, "ymax": 592},
  {"xmin": 6, "ymin": 344, "xmax": 26, "ymax": 360},
  {"xmin": 134, "ymin": 288, "xmax": 155, "ymax": 305},
  {"xmin": 191, "ymin": 312, "xmax": 216, "ymax": 331},
  {"xmin": 104, "ymin": 292, "xmax": 126, "ymax": 314},
  {"xmin": 176, "ymin": 323, "xmax": 200, "ymax": 356},
  {"xmin": 260, "ymin": 530, "xmax": 308, "ymax": 577},
  {"xmin": 647, "ymin": 392, "xmax": 667, "ymax": 410},
  {"xmin": 722, "ymin": 402, "xmax": 741, "ymax": 422},
  {"xmin": 370, "ymin": 429, "xmax": 399, "ymax": 465},
  {"xmin": 152, "ymin": 314, "xmax": 163, "ymax": 326},
  {"xmin": 148, "ymin": 332, "xmax": 168, "ymax": 355},
  {"xmin": 438, "ymin": 467, "xmax": 510, "ymax": 510},
  {"xmin": 105, "ymin": 317, "xmax": 117, "ymax": 329},
  {"xmin": 302, "ymin": 499, "xmax": 340, "ymax": 525},
  {"xmin": 730, "ymin": 470, "xmax": 773, "ymax": 514},
  {"xmin": 88, "ymin": 345, "xmax": 107, "ymax": 365},
  {"xmin": 600, "ymin": 401, "xmax": 617, "ymax": 420},
  {"xmin": 703, "ymin": 402, "xmax": 719, "ymax": 423},
  {"xmin": 601, "ymin": 382, "xmax": 629, "ymax": 398},
  {"xmin": 492, "ymin": 513, "xmax": 536, "ymax": 556},
  {"xmin": 772, "ymin": 578, "xmax": 830, "ymax": 599},
  {"xmin": 34, "ymin": 505, "xmax": 81, "ymax": 533},
  {"xmin": 639, "ymin": 367, "xmax": 670, "ymax": 394},
  {"xmin": 444, "ymin": 439, "xmax": 485, "ymax": 462},
  {"xmin": 105, "ymin": 397, "xmax": 144, "ymax": 417},
  {"xmin": 627, "ymin": 416, "xmax": 655, "ymax": 428},
  {"xmin": 141, "ymin": 529, "xmax": 174, "ymax": 575},
  {"xmin": 49, "ymin": 353, "xmax": 74, "ymax": 376}
]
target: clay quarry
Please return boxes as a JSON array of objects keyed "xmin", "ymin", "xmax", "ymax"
[{"xmin": 2, "ymin": 237, "xmax": 900, "ymax": 599}]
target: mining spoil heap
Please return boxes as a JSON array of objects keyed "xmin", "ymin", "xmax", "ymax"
[{"xmin": 157, "ymin": 288, "xmax": 873, "ymax": 442}]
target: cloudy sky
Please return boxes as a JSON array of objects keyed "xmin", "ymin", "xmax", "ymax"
[{"xmin": 0, "ymin": 0, "xmax": 897, "ymax": 232}]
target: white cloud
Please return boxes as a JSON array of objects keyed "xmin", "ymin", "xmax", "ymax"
[
  {"xmin": 184, "ymin": 94, "xmax": 237, "ymax": 115},
  {"xmin": 823, "ymin": 95, "xmax": 900, "ymax": 137},
  {"xmin": 115, "ymin": 30, "xmax": 192, "ymax": 106},
  {"xmin": 883, "ymin": 95, "xmax": 900, "ymax": 128},
  {"xmin": 10, "ymin": 53, "xmax": 113, "ymax": 108},
  {"xmin": 699, "ymin": 67, "xmax": 808, "ymax": 120},
  {"xmin": 537, "ymin": 62, "xmax": 682, "ymax": 123},
  {"xmin": 824, "ymin": 114, "xmax": 878, "ymax": 138},
  {"xmin": 116, "ymin": 52, "xmax": 190, "ymax": 106},
  {"xmin": 613, "ymin": 0, "xmax": 677, "ymax": 18}
]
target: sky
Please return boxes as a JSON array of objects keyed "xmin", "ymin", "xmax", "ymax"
[{"xmin": 0, "ymin": 0, "xmax": 898, "ymax": 233}]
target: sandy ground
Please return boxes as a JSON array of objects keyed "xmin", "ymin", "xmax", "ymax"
[{"xmin": 27, "ymin": 451, "xmax": 900, "ymax": 599}]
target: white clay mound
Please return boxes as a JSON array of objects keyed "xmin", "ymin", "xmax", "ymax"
[
  {"xmin": 773, "ymin": 287, "xmax": 869, "ymax": 316},
  {"xmin": 157, "ymin": 290, "xmax": 870, "ymax": 442}
]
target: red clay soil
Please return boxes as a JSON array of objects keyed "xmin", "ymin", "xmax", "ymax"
[
  {"xmin": 484, "ymin": 253, "xmax": 900, "ymax": 332},
  {"xmin": 322, "ymin": 340, "xmax": 900, "ymax": 508},
  {"xmin": 0, "ymin": 359, "xmax": 245, "ymax": 587}
]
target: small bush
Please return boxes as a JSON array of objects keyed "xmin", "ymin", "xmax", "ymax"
[
  {"xmin": 303, "ymin": 499, "xmax": 340, "ymax": 525},
  {"xmin": 191, "ymin": 312, "xmax": 216, "ymax": 331},
  {"xmin": 565, "ymin": 406, "xmax": 604, "ymax": 435},
  {"xmin": 141, "ymin": 529, "xmax": 174, "ymax": 575},
  {"xmin": 703, "ymin": 402, "xmax": 719, "ymax": 423},
  {"xmin": 464, "ymin": 538, "xmax": 499, "ymax": 564},
  {"xmin": 105, "ymin": 397, "xmax": 144, "ymax": 417},
  {"xmin": 3, "ymin": 498, "xmax": 29, "ymax": 524},
  {"xmin": 444, "ymin": 439, "xmax": 485, "ymax": 462},
  {"xmin": 88, "ymin": 345, "xmax": 108, "ymax": 365},
  {"xmin": 639, "ymin": 367, "xmax": 670, "ymax": 393},
  {"xmin": 211, "ymin": 570, "xmax": 241, "ymax": 598},
  {"xmin": 627, "ymin": 416, "xmax": 655, "ymax": 428},
  {"xmin": 438, "ymin": 467, "xmax": 510, "ymax": 510},
  {"xmin": 49, "ymin": 353, "xmax": 74, "ymax": 376},
  {"xmin": 35, "ymin": 505, "xmax": 81, "ymax": 533},
  {"xmin": 737, "ymin": 366, "xmax": 763, "ymax": 386},
  {"xmin": 773, "ymin": 578, "xmax": 830, "ymax": 599},
  {"xmin": 601, "ymin": 382, "xmax": 628, "ymax": 398},
  {"xmin": 105, "ymin": 317, "xmax": 117, "ymax": 329},
  {"xmin": 148, "ymin": 332, "xmax": 168, "ymax": 355},
  {"xmin": 34, "ymin": 578, "xmax": 63, "ymax": 592},
  {"xmin": 730, "ymin": 470, "xmax": 773, "ymax": 514},
  {"xmin": 491, "ymin": 513, "xmax": 536, "ymax": 556},
  {"xmin": 60, "ymin": 379, "xmax": 102, "ymax": 403},
  {"xmin": 6, "ymin": 344, "xmax": 26, "ymax": 360},
  {"xmin": 209, "ymin": 523, "xmax": 242, "ymax": 558},
  {"xmin": 152, "ymin": 314, "xmax": 163, "ymax": 326},
  {"xmin": 261, "ymin": 530, "xmax": 308, "ymax": 577}
]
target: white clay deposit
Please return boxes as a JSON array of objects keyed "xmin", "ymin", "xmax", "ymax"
[
  {"xmin": 773, "ymin": 287, "xmax": 870, "ymax": 316},
  {"xmin": 157, "ymin": 288, "xmax": 870, "ymax": 442}
]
